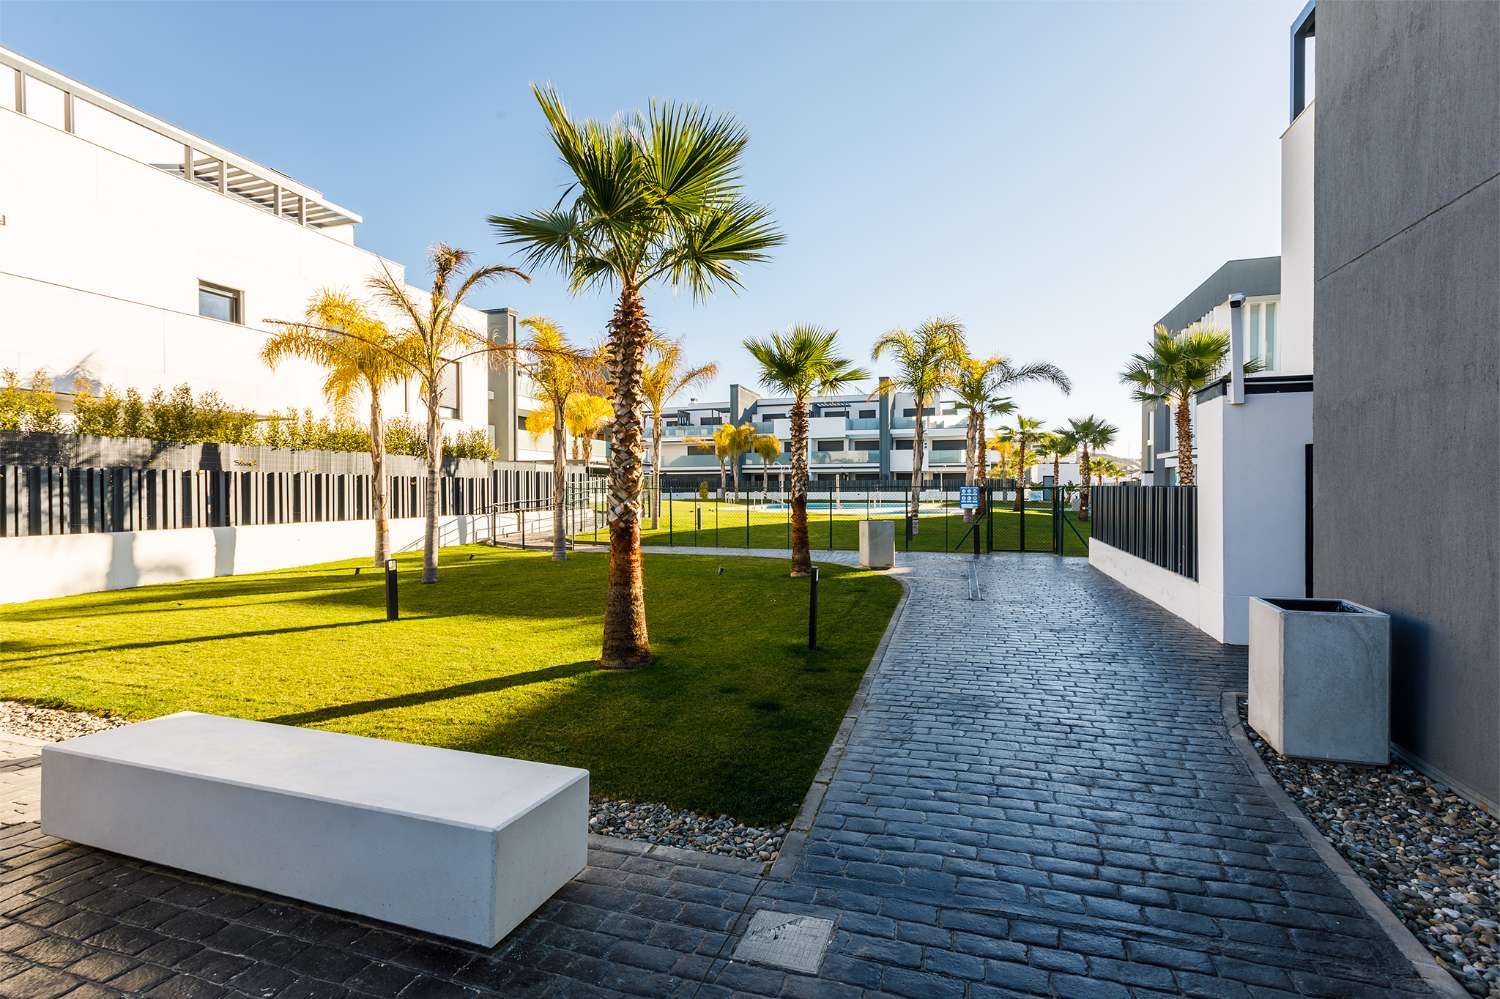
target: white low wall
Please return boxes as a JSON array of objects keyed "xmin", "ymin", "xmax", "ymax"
[
  {"xmin": 0, "ymin": 514, "xmax": 495, "ymax": 605},
  {"xmin": 1089, "ymin": 539, "xmax": 1228, "ymax": 643}
]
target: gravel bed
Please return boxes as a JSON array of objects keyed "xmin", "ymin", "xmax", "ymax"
[
  {"xmin": 589, "ymin": 798, "xmax": 785, "ymax": 864},
  {"xmin": 0, "ymin": 702, "xmax": 787, "ymax": 865},
  {"xmin": 1239, "ymin": 697, "xmax": 1499, "ymax": 997},
  {"xmin": 0, "ymin": 701, "xmax": 127, "ymax": 742}
]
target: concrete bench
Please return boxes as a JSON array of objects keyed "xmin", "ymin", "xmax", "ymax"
[{"xmin": 41, "ymin": 712, "xmax": 588, "ymax": 945}]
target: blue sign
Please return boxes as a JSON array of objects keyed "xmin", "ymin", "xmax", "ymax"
[{"xmin": 958, "ymin": 485, "xmax": 980, "ymax": 511}]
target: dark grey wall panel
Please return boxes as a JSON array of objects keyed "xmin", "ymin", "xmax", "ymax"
[{"xmin": 1313, "ymin": 0, "xmax": 1500, "ymax": 807}]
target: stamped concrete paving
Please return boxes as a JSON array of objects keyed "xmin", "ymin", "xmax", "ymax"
[{"xmin": 0, "ymin": 552, "xmax": 1433, "ymax": 998}]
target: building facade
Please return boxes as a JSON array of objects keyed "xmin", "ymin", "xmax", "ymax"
[
  {"xmin": 1309, "ymin": 0, "xmax": 1498, "ymax": 809},
  {"xmin": 0, "ymin": 47, "xmax": 493, "ymax": 441},
  {"xmin": 649, "ymin": 380, "xmax": 985, "ymax": 491}
]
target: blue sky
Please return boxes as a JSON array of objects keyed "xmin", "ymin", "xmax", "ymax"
[{"xmin": 1, "ymin": 1, "xmax": 1302, "ymax": 457}]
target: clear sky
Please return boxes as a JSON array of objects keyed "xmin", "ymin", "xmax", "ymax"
[{"xmin": 0, "ymin": 1, "xmax": 1303, "ymax": 458}]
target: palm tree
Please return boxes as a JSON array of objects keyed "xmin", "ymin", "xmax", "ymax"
[
  {"xmin": 743, "ymin": 326, "xmax": 868, "ymax": 576},
  {"xmin": 752, "ymin": 433, "xmax": 782, "ymax": 500},
  {"xmin": 565, "ymin": 394, "xmax": 612, "ymax": 468},
  {"xmin": 997, "ymin": 415, "xmax": 1047, "ymax": 511},
  {"xmin": 1065, "ymin": 415, "xmax": 1118, "ymax": 521},
  {"xmin": 871, "ymin": 319, "xmax": 967, "ymax": 533},
  {"xmin": 371, "ymin": 244, "xmax": 526, "ymax": 583},
  {"xmin": 1120, "ymin": 323, "xmax": 1260, "ymax": 486},
  {"xmin": 953, "ymin": 352, "xmax": 1070, "ymax": 492},
  {"xmin": 725, "ymin": 423, "xmax": 757, "ymax": 501},
  {"xmin": 711, "ymin": 422, "xmax": 735, "ymax": 500},
  {"xmin": 515, "ymin": 316, "xmax": 595, "ymax": 561},
  {"xmin": 262, "ymin": 290, "xmax": 403, "ymax": 566},
  {"xmin": 1040, "ymin": 428, "xmax": 1079, "ymax": 492},
  {"xmin": 642, "ymin": 338, "xmax": 717, "ymax": 529},
  {"xmin": 1091, "ymin": 456, "xmax": 1127, "ymax": 484},
  {"xmin": 491, "ymin": 87, "xmax": 781, "ymax": 669}
]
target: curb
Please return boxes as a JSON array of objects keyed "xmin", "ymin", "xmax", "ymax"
[
  {"xmin": 769, "ymin": 565, "xmax": 913, "ymax": 881},
  {"xmin": 1220, "ymin": 691, "xmax": 1468, "ymax": 999}
]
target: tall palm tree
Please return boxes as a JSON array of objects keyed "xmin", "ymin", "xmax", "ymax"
[
  {"xmin": 998, "ymin": 415, "xmax": 1046, "ymax": 511},
  {"xmin": 871, "ymin": 318, "xmax": 967, "ymax": 533},
  {"xmin": 752, "ymin": 433, "xmax": 782, "ymax": 500},
  {"xmin": 516, "ymin": 316, "xmax": 595, "ymax": 561},
  {"xmin": 262, "ymin": 290, "xmax": 403, "ymax": 566},
  {"xmin": 642, "ymin": 338, "xmax": 717, "ymax": 528},
  {"xmin": 1065, "ymin": 414, "xmax": 1118, "ymax": 521},
  {"xmin": 953, "ymin": 352, "xmax": 1071, "ymax": 490},
  {"xmin": 1120, "ymin": 323, "xmax": 1260, "ymax": 486},
  {"xmin": 743, "ymin": 326, "xmax": 868, "ymax": 576},
  {"xmin": 371, "ymin": 244, "xmax": 526, "ymax": 583},
  {"xmin": 491, "ymin": 87, "xmax": 781, "ymax": 668}
]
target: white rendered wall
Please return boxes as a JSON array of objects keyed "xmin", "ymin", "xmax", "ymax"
[
  {"xmin": 1279, "ymin": 103, "xmax": 1316, "ymax": 376},
  {"xmin": 1089, "ymin": 540, "xmax": 1216, "ymax": 638},
  {"xmin": 1194, "ymin": 391, "xmax": 1313, "ymax": 644},
  {"xmin": 0, "ymin": 110, "xmax": 489, "ymax": 434},
  {"xmin": 0, "ymin": 514, "xmax": 493, "ymax": 605}
]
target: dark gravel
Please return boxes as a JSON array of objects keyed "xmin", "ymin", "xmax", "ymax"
[
  {"xmin": 589, "ymin": 798, "xmax": 785, "ymax": 863},
  {"xmin": 1240, "ymin": 697, "xmax": 1499, "ymax": 997}
]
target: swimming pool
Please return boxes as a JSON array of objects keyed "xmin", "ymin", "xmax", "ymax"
[{"xmin": 758, "ymin": 501, "xmax": 940, "ymax": 515}]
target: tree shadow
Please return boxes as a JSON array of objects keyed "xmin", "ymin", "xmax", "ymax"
[
  {"xmin": 262, "ymin": 661, "xmax": 597, "ymax": 727},
  {"xmin": 0, "ymin": 619, "xmax": 377, "ymax": 667}
]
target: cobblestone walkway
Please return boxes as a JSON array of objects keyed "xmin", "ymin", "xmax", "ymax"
[{"xmin": 0, "ymin": 553, "xmax": 1433, "ymax": 998}]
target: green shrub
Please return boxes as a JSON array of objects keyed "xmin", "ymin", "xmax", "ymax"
[
  {"xmin": 0, "ymin": 369, "xmax": 62, "ymax": 433},
  {"xmin": 384, "ymin": 417, "xmax": 427, "ymax": 457},
  {"xmin": 447, "ymin": 428, "xmax": 498, "ymax": 461}
]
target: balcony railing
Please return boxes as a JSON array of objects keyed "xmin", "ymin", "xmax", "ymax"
[
  {"xmin": 811, "ymin": 450, "xmax": 876, "ymax": 465},
  {"xmin": 846, "ymin": 418, "xmax": 880, "ymax": 431}
]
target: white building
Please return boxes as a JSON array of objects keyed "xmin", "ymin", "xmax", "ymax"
[{"xmin": 0, "ymin": 47, "xmax": 492, "ymax": 439}]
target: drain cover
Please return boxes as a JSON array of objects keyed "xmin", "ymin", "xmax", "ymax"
[{"xmin": 732, "ymin": 910, "xmax": 835, "ymax": 974}]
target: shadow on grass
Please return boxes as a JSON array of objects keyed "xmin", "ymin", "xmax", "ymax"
[
  {"xmin": 264, "ymin": 660, "xmax": 599, "ymax": 726},
  {"xmin": 0, "ymin": 619, "xmax": 380, "ymax": 667}
]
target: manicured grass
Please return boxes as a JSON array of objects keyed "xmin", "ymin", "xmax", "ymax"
[
  {"xmin": 0, "ymin": 547, "xmax": 901, "ymax": 825},
  {"xmin": 576, "ymin": 500, "xmax": 1091, "ymax": 556}
]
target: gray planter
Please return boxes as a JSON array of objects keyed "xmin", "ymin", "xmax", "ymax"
[
  {"xmin": 1248, "ymin": 597, "xmax": 1391, "ymax": 764},
  {"xmin": 858, "ymin": 520, "xmax": 895, "ymax": 569}
]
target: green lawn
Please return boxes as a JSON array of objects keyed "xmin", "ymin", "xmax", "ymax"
[
  {"xmin": 0, "ymin": 547, "xmax": 901, "ymax": 825},
  {"xmin": 573, "ymin": 499, "xmax": 1091, "ymax": 556}
]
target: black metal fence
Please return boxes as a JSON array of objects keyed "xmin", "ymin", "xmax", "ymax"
[
  {"xmin": 1091, "ymin": 484, "xmax": 1197, "ymax": 579},
  {"xmin": 0, "ymin": 463, "xmax": 574, "ymax": 538}
]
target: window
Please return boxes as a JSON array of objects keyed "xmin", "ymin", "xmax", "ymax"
[
  {"xmin": 516, "ymin": 414, "xmax": 529, "ymax": 431},
  {"xmin": 687, "ymin": 444, "xmax": 713, "ymax": 455},
  {"xmin": 1248, "ymin": 302, "xmax": 1278, "ymax": 372},
  {"xmin": 698, "ymin": 415, "xmax": 719, "ymax": 426},
  {"xmin": 198, "ymin": 282, "xmax": 242, "ymax": 323},
  {"xmin": 816, "ymin": 440, "xmax": 845, "ymax": 452},
  {"xmin": 901, "ymin": 407, "xmax": 936, "ymax": 417},
  {"xmin": 930, "ymin": 439, "xmax": 964, "ymax": 451},
  {"xmin": 853, "ymin": 439, "xmax": 879, "ymax": 449},
  {"xmin": 893, "ymin": 439, "xmax": 914, "ymax": 451},
  {"xmin": 438, "ymin": 362, "xmax": 460, "ymax": 418},
  {"xmin": 858, "ymin": 409, "xmax": 876, "ymax": 419},
  {"xmin": 820, "ymin": 409, "xmax": 848, "ymax": 418}
]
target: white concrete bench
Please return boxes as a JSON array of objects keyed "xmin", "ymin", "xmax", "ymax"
[{"xmin": 41, "ymin": 712, "xmax": 588, "ymax": 945}]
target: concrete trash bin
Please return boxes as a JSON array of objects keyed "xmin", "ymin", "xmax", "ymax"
[
  {"xmin": 1248, "ymin": 597, "xmax": 1391, "ymax": 764},
  {"xmin": 858, "ymin": 520, "xmax": 895, "ymax": 569}
]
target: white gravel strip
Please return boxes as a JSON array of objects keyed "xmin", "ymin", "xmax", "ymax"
[
  {"xmin": 0, "ymin": 701, "xmax": 127, "ymax": 742},
  {"xmin": 589, "ymin": 798, "xmax": 786, "ymax": 863},
  {"xmin": 1241, "ymin": 698, "xmax": 1499, "ymax": 997}
]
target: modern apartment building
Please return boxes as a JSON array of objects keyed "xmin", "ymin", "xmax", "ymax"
[
  {"xmin": 0, "ymin": 47, "xmax": 494, "ymax": 441},
  {"xmin": 1139, "ymin": 257, "xmax": 1284, "ymax": 485},
  {"xmin": 649, "ymin": 379, "xmax": 977, "ymax": 490}
]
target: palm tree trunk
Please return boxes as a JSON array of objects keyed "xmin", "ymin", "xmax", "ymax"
[
  {"xmin": 422, "ymin": 388, "xmax": 441, "ymax": 583},
  {"xmin": 910, "ymin": 394, "xmax": 925, "ymax": 535},
  {"xmin": 1079, "ymin": 444, "xmax": 1092, "ymax": 522},
  {"xmin": 1053, "ymin": 454, "xmax": 1061, "ymax": 490},
  {"xmin": 650, "ymin": 415, "xmax": 663, "ymax": 530},
  {"xmin": 976, "ymin": 413, "xmax": 987, "ymax": 482},
  {"xmin": 1013, "ymin": 439, "xmax": 1026, "ymax": 512},
  {"xmin": 1175, "ymin": 395, "xmax": 1196, "ymax": 485},
  {"xmin": 600, "ymin": 283, "xmax": 651, "ymax": 668},
  {"xmin": 717, "ymin": 459, "xmax": 726, "ymax": 502},
  {"xmin": 550, "ymin": 397, "xmax": 567, "ymax": 561},
  {"xmin": 369, "ymin": 392, "xmax": 388, "ymax": 566},
  {"xmin": 731, "ymin": 453, "xmax": 740, "ymax": 504},
  {"xmin": 789, "ymin": 399, "xmax": 812, "ymax": 576}
]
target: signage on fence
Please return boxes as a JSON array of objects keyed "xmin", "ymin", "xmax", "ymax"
[{"xmin": 958, "ymin": 485, "xmax": 980, "ymax": 511}]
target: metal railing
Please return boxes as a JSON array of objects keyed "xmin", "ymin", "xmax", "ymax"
[{"xmin": 1090, "ymin": 484, "xmax": 1197, "ymax": 579}]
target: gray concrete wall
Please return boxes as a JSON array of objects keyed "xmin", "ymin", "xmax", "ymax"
[{"xmin": 1312, "ymin": 0, "xmax": 1500, "ymax": 807}]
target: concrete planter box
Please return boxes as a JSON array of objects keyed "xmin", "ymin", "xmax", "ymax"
[
  {"xmin": 1248, "ymin": 597, "xmax": 1391, "ymax": 764},
  {"xmin": 858, "ymin": 520, "xmax": 895, "ymax": 569}
]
